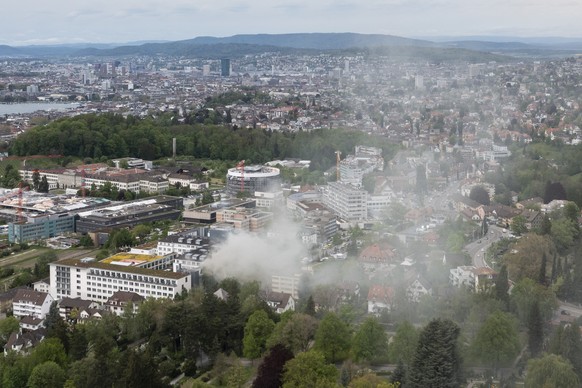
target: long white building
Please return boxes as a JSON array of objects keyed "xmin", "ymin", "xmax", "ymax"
[{"xmin": 49, "ymin": 257, "xmax": 191, "ymax": 302}]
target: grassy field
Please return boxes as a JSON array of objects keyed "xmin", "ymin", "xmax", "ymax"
[{"xmin": 0, "ymin": 246, "xmax": 101, "ymax": 290}]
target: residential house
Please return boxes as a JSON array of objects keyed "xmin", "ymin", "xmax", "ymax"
[
  {"xmin": 4, "ymin": 330, "xmax": 45, "ymax": 355},
  {"xmin": 367, "ymin": 285, "xmax": 394, "ymax": 315},
  {"xmin": 12, "ymin": 289, "xmax": 53, "ymax": 319},
  {"xmin": 520, "ymin": 209, "xmax": 543, "ymax": 230},
  {"xmin": 213, "ymin": 288, "xmax": 229, "ymax": 302},
  {"xmin": 263, "ymin": 291, "xmax": 295, "ymax": 314},
  {"xmin": 32, "ymin": 278, "xmax": 50, "ymax": 294},
  {"xmin": 449, "ymin": 266, "xmax": 476, "ymax": 289},
  {"xmin": 19, "ymin": 316, "xmax": 44, "ymax": 332},
  {"xmin": 406, "ymin": 276, "xmax": 433, "ymax": 302},
  {"xmin": 473, "ymin": 267, "xmax": 498, "ymax": 292},
  {"xmin": 58, "ymin": 297, "xmax": 99, "ymax": 322},
  {"xmin": 78, "ymin": 308, "xmax": 104, "ymax": 323},
  {"xmin": 104, "ymin": 291, "xmax": 144, "ymax": 316},
  {"xmin": 358, "ymin": 243, "xmax": 396, "ymax": 272}
]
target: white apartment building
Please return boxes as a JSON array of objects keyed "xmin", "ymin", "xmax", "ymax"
[
  {"xmin": 49, "ymin": 258, "xmax": 191, "ymax": 302},
  {"xmin": 449, "ymin": 266, "xmax": 476, "ymax": 288},
  {"xmin": 12, "ymin": 289, "xmax": 54, "ymax": 319},
  {"xmin": 157, "ymin": 235, "xmax": 209, "ymax": 256},
  {"xmin": 271, "ymin": 274, "xmax": 301, "ymax": 300},
  {"xmin": 321, "ymin": 182, "xmax": 368, "ymax": 222}
]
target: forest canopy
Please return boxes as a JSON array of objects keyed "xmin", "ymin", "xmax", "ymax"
[{"xmin": 9, "ymin": 113, "xmax": 399, "ymax": 171}]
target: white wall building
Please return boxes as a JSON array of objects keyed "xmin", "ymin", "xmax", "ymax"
[
  {"xmin": 49, "ymin": 258, "xmax": 191, "ymax": 302},
  {"xmin": 12, "ymin": 289, "xmax": 54, "ymax": 319},
  {"xmin": 321, "ymin": 182, "xmax": 368, "ymax": 222},
  {"xmin": 449, "ymin": 266, "xmax": 476, "ymax": 288}
]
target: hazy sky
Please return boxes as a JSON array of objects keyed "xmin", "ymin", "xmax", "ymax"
[{"xmin": 4, "ymin": 0, "xmax": 582, "ymax": 45}]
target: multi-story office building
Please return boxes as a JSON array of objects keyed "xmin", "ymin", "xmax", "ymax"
[
  {"xmin": 321, "ymin": 182, "xmax": 368, "ymax": 222},
  {"xmin": 225, "ymin": 165, "xmax": 281, "ymax": 196},
  {"xmin": 8, "ymin": 213, "xmax": 75, "ymax": 243},
  {"xmin": 221, "ymin": 58, "xmax": 231, "ymax": 77},
  {"xmin": 76, "ymin": 196, "xmax": 183, "ymax": 233},
  {"xmin": 49, "ymin": 257, "xmax": 191, "ymax": 302}
]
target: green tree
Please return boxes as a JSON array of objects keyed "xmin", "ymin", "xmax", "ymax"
[
  {"xmin": 0, "ymin": 316, "xmax": 20, "ymax": 347},
  {"xmin": 525, "ymin": 354, "xmax": 579, "ymax": 388},
  {"xmin": 528, "ymin": 300, "xmax": 544, "ymax": 357},
  {"xmin": 124, "ymin": 349, "xmax": 166, "ymax": 388},
  {"xmin": 469, "ymin": 185, "xmax": 490, "ymax": 205},
  {"xmin": 349, "ymin": 373, "xmax": 399, "ymax": 388},
  {"xmin": 30, "ymin": 337, "xmax": 68, "ymax": 368},
  {"xmin": 539, "ymin": 214, "xmax": 552, "ymax": 235},
  {"xmin": 243, "ymin": 309, "xmax": 275, "ymax": 359},
  {"xmin": 37, "ymin": 175, "xmax": 50, "ymax": 193},
  {"xmin": 269, "ymin": 312, "xmax": 318, "ymax": 354},
  {"xmin": 314, "ymin": 312, "xmax": 352, "ymax": 363},
  {"xmin": 494, "ymin": 265, "xmax": 510, "ymax": 308},
  {"xmin": 510, "ymin": 278, "xmax": 558, "ymax": 325},
  {"xmin": 27, "ymin": 361, "xmax": 66, "ymax": 388},
  {"xmin": 510, "ymin": 215, "xmax": 528, "ymax": 236},
  {"xmin": 550, "ymin": 217, "xmax": 578, "ymax": 253},
  {"xmin": 549, "ymin": 322, "xmax": 582, "ymax": 379},
  {"xmin": 539, "ymin": 253, "xmax": 548, "ymax": 285},
  {"xmin": 304, "ymin": 295, "xmax": 316, "ymax": 316},
  {"xmin": 352, "ymin": 317, "xmax": 389, "ymax": 364},
  {"xmin": 409, "ymin": 319, "xmax": 463, "ymax": 388},
  {"xmin": 32, "ymin": 170, "xmax": 40, "ymax": 191},
  {"xmin": 388, "ymin": 321, "xmax": 419, "ymax": 365},
  {"xmin": 472, "ymin": 311, "xmax": 520, "ymax": 373},
  {"xmin": 282, "ymin": 350, "xmax": 338, "ymax": 388}
]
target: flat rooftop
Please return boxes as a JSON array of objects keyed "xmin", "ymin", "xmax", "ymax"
[{"xmin": 100, "ymin": 252, "xmax": 163, "ymax": 266}]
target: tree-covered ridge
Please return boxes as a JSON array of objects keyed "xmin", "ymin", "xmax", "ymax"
[
  {"xmin": 9, "ymin": 113, "xmax": 398, "ymax": 171},
  {"xmin": 488, "ymin": 140, "xmax": 582, "ymax": 207}
]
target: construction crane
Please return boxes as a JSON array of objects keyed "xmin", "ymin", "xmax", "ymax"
[
  {"xmin": 236, "ymin": 160, "xmax": 245, "ymax": 193},
  {"xmin": 335, "ymin": 151, "xmax": 342, "ymax": 181},
  {"xmin": 17, "ymin": 182, "xmax": 24, "ymax": 224}
]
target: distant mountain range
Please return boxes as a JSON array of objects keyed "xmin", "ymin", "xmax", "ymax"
[{"xmin": 1, "ymin": 32, "xmax": 581, "ymax": 59}]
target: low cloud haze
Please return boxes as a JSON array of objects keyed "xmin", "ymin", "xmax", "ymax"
[{"xmin": 2, "ymin": 0, "xmax": 582, "ymax": 45}]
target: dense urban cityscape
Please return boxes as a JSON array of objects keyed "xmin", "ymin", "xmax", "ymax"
[{"xmin": 0, "ymin": 30, "xmax": 581, "ymax": 388}]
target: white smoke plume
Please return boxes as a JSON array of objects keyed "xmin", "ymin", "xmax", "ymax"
[{"xmin": 203, "ymin": 214, "xmax": 306, "ymax": 285}]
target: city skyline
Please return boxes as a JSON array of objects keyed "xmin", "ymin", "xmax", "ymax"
[{"xmin": 4, "ymin": 0, "xmax": 582, "ymax": 46}]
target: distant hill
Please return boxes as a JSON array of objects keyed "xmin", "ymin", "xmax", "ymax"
[
  {"xmin": 181, "ymin": 32, "xmax": 436, "ymax": 50},
  {"xmin": 7, "ymin": 32, "xmax": 576, "ymax": 60},
  {"xmin": 73, "ymin": 33, "xmax": 512, "ymax": 62},
  {"xmin": 0, "ymin": 45, "xmax": 23, "ymax": 56},
  {"xmin": 75, "ymin": 42, "xmax": 317, "ymax": 58}
]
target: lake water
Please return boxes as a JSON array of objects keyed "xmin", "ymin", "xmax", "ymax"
[{"xmin": 0, "ymin": 102, "xmax": 80, "ymax": 115}]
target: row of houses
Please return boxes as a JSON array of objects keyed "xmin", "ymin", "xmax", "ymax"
[{"xmin": 19, "ymin": 165, "xmax": 209, "ymax": 194}]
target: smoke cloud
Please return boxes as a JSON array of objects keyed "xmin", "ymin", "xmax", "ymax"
[{"xmin": 203, "ymin": 214, "xmax": 306, "ymax": 285}]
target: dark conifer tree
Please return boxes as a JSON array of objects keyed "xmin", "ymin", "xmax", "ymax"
[
  {"xmin": 304, "ymin": 295, "xmax": 316, "ymax": 317},
  {"xmin": 528, "ymin": 300, "xmax": 544, "ymax": 357},
  {"xmin": 539, "ymin": 253, "xmax": 547, "ymax": 286},
  {"xmin": 409, "ymin": 319, "xmax": 463, "ymax": 388},
  {"xmin": 391, "ymin": 358, "xmax": 407, "ymax": 387},
  {"xmin": 495, "ymin": 265, "xmax": 510, "ymax": 309}
]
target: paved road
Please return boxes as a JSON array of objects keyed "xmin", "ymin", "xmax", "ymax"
[{"xmin": 465, "ymin": 225, "xmax": 506, "ymax": 268}]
